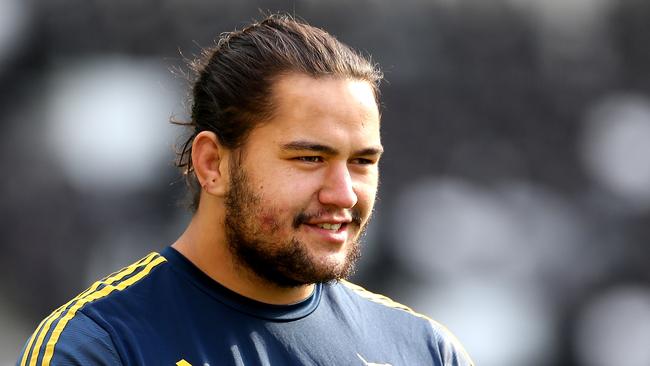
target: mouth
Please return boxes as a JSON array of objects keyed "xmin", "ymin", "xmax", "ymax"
[
  {"xmin": 315, "ymin": 222, "xmax": 344, "ymax": 231},
  {"xmin": 302, "ymin": 222, "xmax": 350, "ymax": 244},
  {"xmin": 293, "ymin": 209, "xmax": 363, "ymax": 229}
]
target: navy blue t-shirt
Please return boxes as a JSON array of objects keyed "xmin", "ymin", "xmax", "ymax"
[{"xmin": 18, "ymin": 247, "xmax": 473, "ymax": 366}]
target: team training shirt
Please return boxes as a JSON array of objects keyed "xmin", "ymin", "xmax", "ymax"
[{"xmin": 18, "ymin": 247, "xmax": 473, "ymax": 366}]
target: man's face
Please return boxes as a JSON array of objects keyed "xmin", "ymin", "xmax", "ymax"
[{"xmin": 223, "ymin": 73, "xmax": 382, "ymax": 288}]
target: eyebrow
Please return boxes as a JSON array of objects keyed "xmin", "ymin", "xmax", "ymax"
[{"xmin": 281, "ymin": 140, "xmax": 384, "ymax": 156}]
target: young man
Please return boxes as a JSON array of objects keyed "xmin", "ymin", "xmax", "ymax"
[{"xmin": 18, "ymin": 14, "xmax": 473, "ymax": 366}]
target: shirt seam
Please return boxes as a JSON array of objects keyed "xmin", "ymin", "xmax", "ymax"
[{"xmin": 79, "ymin": 309, "xmax": 125, "ymax": 366}]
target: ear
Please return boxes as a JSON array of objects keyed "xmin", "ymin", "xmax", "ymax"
[{"xmin": 192, "ymin": 131, "xmax": 230, "ymax": 197}]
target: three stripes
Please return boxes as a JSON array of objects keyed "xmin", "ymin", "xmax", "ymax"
[{"xmin": 18, "ymin": 252, "xmax": 166, "ymax": 366}]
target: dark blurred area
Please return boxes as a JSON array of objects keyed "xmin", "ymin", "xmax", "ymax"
[{"xmin": 2, "ymin": 0, "xmax": 650, "ymax": 365}]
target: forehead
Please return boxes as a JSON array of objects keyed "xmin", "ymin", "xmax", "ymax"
[
  {"xmin": 271, "ymin": 73, "xmax": 379, "ymax": 117},
  {"xmin": 252, "ymin": 73, "xmax": 381, "ymax": 147}
]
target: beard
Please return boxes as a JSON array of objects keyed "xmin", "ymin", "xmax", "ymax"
[{"xmin": 223, "ymin": 161, "xmax": 367, "ymax": 288}]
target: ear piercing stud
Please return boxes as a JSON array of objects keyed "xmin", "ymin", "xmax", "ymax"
[{"xmin": 202, "ymin": 179, "xmax": 215, "ymax": 191}]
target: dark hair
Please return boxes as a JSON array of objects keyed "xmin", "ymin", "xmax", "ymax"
[{"xmin": 175, "ymin": 13, "xmax": 383, "ymax": 212}]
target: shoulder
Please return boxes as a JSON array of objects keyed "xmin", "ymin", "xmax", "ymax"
[
  {"xmin": 17, "ymin": 252, "xmax": 167, "ymax": 366},
  {"xmin": 334, "ymin": 280, "xmax": 475, "ymax": 366},
  {"xmin": 17, "ymin": 311, "xmax": 121, "ymax": 366}
]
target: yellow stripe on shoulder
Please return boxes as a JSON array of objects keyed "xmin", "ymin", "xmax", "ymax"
[
  {"xmin": 340, "ymin": 279, "xmax": 428, "ymax": 320},
  {"xmin": 20, "ymin": 252, "xmax": 166, "ymax": 366},
  {"xmin": 340, "ymin": 280, "xmax": 475, "ymax": 365}
]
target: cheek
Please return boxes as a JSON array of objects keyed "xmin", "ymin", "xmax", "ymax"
[
  {"xmin": 258, "ymin": 213, "xmax": 281, "ymax": 233},
  {"xmin": 254, "ymin": 199, "xmax": 296, "ymax": 234},
  {"xmin": 268, "ymin": 175, "xmax": 321, "ymax": 206},
  {"xmin": 356, "ymin": 180, "xmax": 378, "ymax": 206}
]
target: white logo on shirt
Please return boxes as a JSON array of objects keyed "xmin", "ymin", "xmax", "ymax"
[{"xmin": 357, "ymin": 353, "xmax": 392, "ymax": 366}]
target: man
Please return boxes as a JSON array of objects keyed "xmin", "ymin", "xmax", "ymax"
[{"xmin": 18, "ymin": 14, "xmax": 473, "ymax": 366}]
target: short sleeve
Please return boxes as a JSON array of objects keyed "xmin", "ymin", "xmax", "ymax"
[
  {"xmin": 430, "ymin": 320, "xmax": 474, "ymax": 366},
  {"xmin": 16, "ymin": 311, "xmax": 122, "ymax": 366}
]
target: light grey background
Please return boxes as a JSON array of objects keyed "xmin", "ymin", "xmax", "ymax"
[{"xmin": 2, "ymin": 1, "xmax": 650, "ymax": 365}]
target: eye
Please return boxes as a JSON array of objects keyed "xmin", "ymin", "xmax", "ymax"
[
  {"xmin": 350, "ymin": 158, "xmax": 375, "ymax": 165},
  {"xmin": 295, "ymin": 156, "xmax": 323, "ymax": 163}
]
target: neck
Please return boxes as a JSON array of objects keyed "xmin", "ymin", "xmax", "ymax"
[{"xmin": 172, "ymin": 200, "xmax": 314, "ymax": 305}]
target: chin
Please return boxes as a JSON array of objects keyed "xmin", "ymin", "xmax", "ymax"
[
  {"xmin": 312, "ymin": 248, "xmax": 355, "ymax": 273},
  {"xmin": 310, "ymin": 239, "xmax": 352, "ymax": 258}
]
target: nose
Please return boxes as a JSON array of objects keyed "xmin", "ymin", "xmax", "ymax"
[{"xmin": 318, "ymin": 163, "xmax": 358, "ymax": 209}]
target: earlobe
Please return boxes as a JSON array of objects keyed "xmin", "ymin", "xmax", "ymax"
[{"xmin": 192, "ymin": 131, "xmax": 230, "ymax": 197}]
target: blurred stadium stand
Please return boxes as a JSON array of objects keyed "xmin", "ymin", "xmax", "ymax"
[{"xmin": 1, "ymin": 0, "xmax": 650, "ymax": 365}]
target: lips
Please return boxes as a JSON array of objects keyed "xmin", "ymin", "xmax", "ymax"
[
  {"xmin": 293, "ymin": 209, "xmax": 361, "ymax": 229},
  {"xmin": 302, "ymin": 221, "xmax": 350, "ymax": 243}
]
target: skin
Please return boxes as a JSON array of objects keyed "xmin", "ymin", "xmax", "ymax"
[{"xmin": 173, "ymin": 73, "xmax": 382, "ymax": 305}]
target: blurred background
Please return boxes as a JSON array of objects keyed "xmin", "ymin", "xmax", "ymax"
[{"xmin": 2, "ymin": 0, "xmax": 650, "ymax": 365}]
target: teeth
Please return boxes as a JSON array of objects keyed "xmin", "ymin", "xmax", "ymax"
[{"xmin": 317, "ymin": 223, "xmax": 342, "ymax": 230}]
